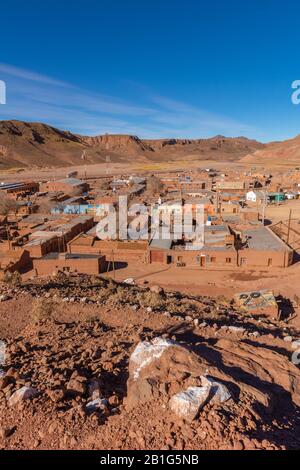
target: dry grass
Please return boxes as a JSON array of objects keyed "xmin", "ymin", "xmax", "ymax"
[
  {"xmin": 31, "ymin": 298, "xmax": 57, "ymax": 323},
  {"xmin": 2, "ymin": 271, "xmax": 21, "ymax": 286}
]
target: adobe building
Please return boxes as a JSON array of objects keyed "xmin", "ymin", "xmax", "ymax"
[
  {"xmin": 68, "ymin": 233, "xmax": 149, "ymax": 264},
  {"xmin": 0, "ymin": 181, "xmax": 39, "ymax": 199},
  {"xmin": 42, "ymin": 178, "xmax": 89, "ymax": 195},
  {"xmin": 33, "ymin": 252, "xmax": 106, "ymax": 276},
  {"xmin": 0, "ymin": 249, "xmax": 31, "ymax": 279},
  {"xmin": 237, "ymin": 226, "xmax": 293, "ymax": 268},
  {"xmin": 23, "ymin": 215, "xmax": 94, "ymax": 258},
  {"xmin": 215, "ymin": 180, "xmax": 246, "ymax": 191},
  {"xmin": 148, "ymin": 224, "xmax": 237, "ymax": 267},
  {"xmin": 148, "ymin": 224, "xmax": 293, "ymax": 269}
]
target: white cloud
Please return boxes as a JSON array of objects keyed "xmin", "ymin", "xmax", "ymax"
[{"xmin": 0, "ymin": 62, "xmax": 257, "ymax": 138}]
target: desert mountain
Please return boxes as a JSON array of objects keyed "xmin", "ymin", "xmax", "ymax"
[
  {"xmin": 241, "ymin": 134, "xmax": 300, "ymax": 166},
  {"xmin": 0, "ymin": 120, "xmax": 264, "ymax": 169}
]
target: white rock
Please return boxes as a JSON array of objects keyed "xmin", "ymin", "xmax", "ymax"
[
  {"xmin": 201, "ymin": 376, "xmax": 231, "ymax": 404},
  {"xmin": 228, "ymin": 326, "xmax": 245, "ymax": 334},
  {"xmin": 0, "ymin": 340, "xmax": 6, "ymax": 366},
  {"xmin": 199, "ymin": 322, "xmax": 207, "ymax": 328},
  {"xmin": 283, "ymin": 336, "xmax": 293, "ymax": 343},
  {"xmin": 169, "ymin": 385, "xmax": 211, "ymax": 421},
  {"xmin": 130, "ymin": 337, "xmax": 173, "ymax": 380},
  {"xmin": 0, "ymin": 294, "xmax": 9, "ymax": 302},
  {"xmin": 123, "ymin": 278, "xmax": 135, "ymax": 285},
  {"xmin": 9, "ymin": 386, "xmax": 38, "ymax": 407},
  {"xmin": 251, "ymin": 331, "xmax": 260, "ymax": 338},
  {"xmin": 146, "ymin": 307, "xmax": 152, "ymax": 313},
  {"xmin": 86, "ymin": 398, "xmax": 108, "ymax": 413}
]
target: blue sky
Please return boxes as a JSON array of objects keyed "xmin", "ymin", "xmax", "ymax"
[{"xmin": 0, "ymin": 0, "xmax": 300, "ymax": 141}]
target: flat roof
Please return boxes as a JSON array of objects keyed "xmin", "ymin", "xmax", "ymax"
[
  {"xmin": 56, "ymin": 178, "xmax": 84, "ymax": 186},
  {"xmin": 244, "ymin": 227, "xmax": 289, "ymax": 251},
  {"xmin": 42, "ymin": 252, "xmax": 102, "ymax": 260}
]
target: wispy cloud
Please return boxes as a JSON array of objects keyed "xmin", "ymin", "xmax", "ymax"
[
  {"xmin": 0, "ymin": 63, "xmax": 74, "ymax": 89},
  {"xmin": 0, "ymin": 63, "xmax": 258, "ymax": 138}
]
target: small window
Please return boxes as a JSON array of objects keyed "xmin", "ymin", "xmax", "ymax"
[
  {"xmin": 226, "ymin": 257, "xmax": 232, "ymax": 263},
  {"xmin": 177, "ymin": 256, "xmax": 183, "ymax": 262},
  {"xmin": 210, "ymin": 256, "xmax": 216, "ymax": 263}
]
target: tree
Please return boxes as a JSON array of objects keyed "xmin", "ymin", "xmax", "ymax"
[{"xmin": 0, "ymin": 193, "xmax": 18, "ymax": 216}]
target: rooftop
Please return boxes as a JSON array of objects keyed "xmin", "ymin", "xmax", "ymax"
[{"xmin": 243, "ymin": 227, "xmax": 290, "ymax": 251}]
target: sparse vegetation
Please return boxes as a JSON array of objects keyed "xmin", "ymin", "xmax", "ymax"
[
  {"xmin": 3, "ymin": 270, "xmax": 21, "ymax": 286},
  {"xmin": 0, "ymin": 194, "xmax": 18, "ymax": 216},
  {"xmin": 31, "ymin": 298, "xmax": 57, "ymax": 323}
]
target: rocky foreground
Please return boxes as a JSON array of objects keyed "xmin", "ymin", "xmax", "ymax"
[{"xmin": 0, "ymin": 273, "xmax": 300, "ymax": 450}]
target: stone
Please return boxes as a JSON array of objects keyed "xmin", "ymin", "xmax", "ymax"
[
  {"xmin": 47, "ymin": 388, "xmax": 65, "ymax": 403},
  {"xmin": 0, "ymin": 340, "xmax": 6, "ymax": 365},
  {"xmin": 283, "ymin": 336, "xmax": 293, "ymax": 343},
  {"xmin": 201, "ymin": 376, "xmax": 232, "ymax": 404},
  {"xmin": 0, "ymin": 427, "xmax": 12, "ymax": 439},
  {"xmin": 129, "ymin": 337, "xmax": 174, "ymax": 380},
  {"xmin": 0, "ymin": 375, "xmax": 14, "ymax": 390},
  {"xmin": 169, "ymin": 386, "xmax": 211, "ymax": 421},
  {"xmin": 66, "ymin": 379, "xmax": 86, "ymax": 396},
  {"xmin": 88, "ymin": 378, "xmax": 101, "ymax": 399},
  {"xmin": 108, "ymin": 394, "xmax": 119, "ymax": 406},
  {"xmin": 228, "ymin": 326, "xmax": 245, "ymax": 334},
  {"xmin": 86, "ymin": 398, "xmax": 108, "ymax": 413},
  {"xmin": 150, "ymin": 285, "xmax": 164, "ymax": 295},
  {"xmin": 8, "ymin": 386, "xmax": 38, "ymax": 406}
]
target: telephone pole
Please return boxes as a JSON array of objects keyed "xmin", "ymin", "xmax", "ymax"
[{"xmin": 287, "ymin": 209, "xmax": 292, "ymax": 245}]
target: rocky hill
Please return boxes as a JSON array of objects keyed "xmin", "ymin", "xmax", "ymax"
[
  {"xmin": 241, "ymin": 134, "xmax": 300, "ymax": 166},
  {"xmin": 1, "ymin": 274, "xmax": 300, "ymax": 450},
  {"xmin": 0, "ymin": 120, "xmax": 264, "ymax": 170}
]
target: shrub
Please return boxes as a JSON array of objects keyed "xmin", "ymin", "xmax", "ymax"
[{"xmin": 31, "ymin": 298, "xmax": 57, "ymax": 323}]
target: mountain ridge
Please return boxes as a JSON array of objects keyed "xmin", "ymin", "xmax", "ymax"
[{"xmin": 0, "ymin": 119, "xmax": 267, "ymax": 169}]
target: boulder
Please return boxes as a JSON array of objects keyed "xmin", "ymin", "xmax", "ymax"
[
  {"xmin": 169, "ymin": 386, "xmax": 211, "ymax": 421},
  {"xmin": 86, "ymin": 398, "xmax": 108, "ymax": 413},
  {"xmin": 0, "ymin": 340, "xmax": 6, "ymax": 366},
  {"xmin": 9, "ymin": 386, "xmax": 38, "ymax": 406},
  {"xmin": 127, "ymin": 337, "xmax": 208, "ymax": 409},
  {"xmin": 201, "ymin": 376, "xmax": 231, "ymax": 404}
]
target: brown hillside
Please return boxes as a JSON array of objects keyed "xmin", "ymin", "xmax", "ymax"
[
  {"xmin": 241, "ymin": 134, "xmax": 300, "ymax": 165},
  {"xmin": 0, "ymin": 120, "xmax": 264, "ymax": 170}
]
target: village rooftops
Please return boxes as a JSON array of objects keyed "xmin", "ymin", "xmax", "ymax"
[
  {"xmin": 149, "ymin": 237, "xmax": 173, "ymax": 250},
  {"xmin": 42, "ymin": 252, "xmax": 102, "ymax": 260},
  {"xmin": 55, "ymin": 178, "xmax": 85, "ymax": 187},
  {"xmin": 243, "ymin": 227, "xmax": 291, "ymax": 251}
]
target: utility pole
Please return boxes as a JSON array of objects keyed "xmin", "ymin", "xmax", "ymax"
[
  {"xmin": 262, "ymin": 191, "xmax": 268, "ymax": 226},
  {"xmin": 81, "ymin": 150, "xmax": 87, "ymax": 179},
  {"xmin": 6, "ymin": 224, "xmax": 11, "ymax": 250},
  {"xmin": 287, "ymin": 209, "xmax": 292, "ymax": 245},
  {"xmin": 112, "ymin": 250, "xmax": 115, "ymax": 280}
]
